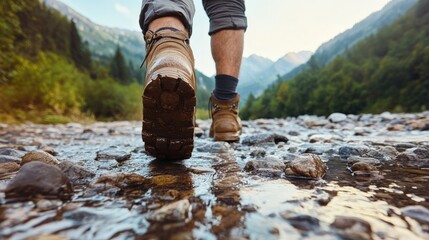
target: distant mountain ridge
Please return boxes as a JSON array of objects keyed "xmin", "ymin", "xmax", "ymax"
[
  {"xmin": 44, "ymin": 0, "xmax": 145, "ymax": 66},
  {"xmin": 281, "ymin": 0, "xmax": 419, "ymax": 81},
  {"xmin": 239, "ymin": 51, "xmax": 312, "ymax": 100}
]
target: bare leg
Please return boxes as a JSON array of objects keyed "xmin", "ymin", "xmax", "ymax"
[
  {"xmin": 211, "ymin": 29, "xmax": 245, "ymax": 78},
  {"xmin": 148, "ymin": 16, "xmax": 187, "ymax": 33}
]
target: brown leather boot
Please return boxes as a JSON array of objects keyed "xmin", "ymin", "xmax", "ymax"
[
  {"xmin": 142, "ymin": 28, "xmax": 196, "ymax": 160},
  {"xmin": 209, "ymin": 94, "xmax": 242, "ymax": 142}
]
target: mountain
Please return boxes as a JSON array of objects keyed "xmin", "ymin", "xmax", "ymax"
[
  {"xmin": 238, "ymin": 51, "xmax": 312, "ymax": 100},
  {"xmin": 280, "ymin": 0, "xmax": 419, "ymax": 82},
  {"xmin": 242, "ymin": 0, "xmax": 429, "ymax": 119},
  {"xmin": 43, "ymin": 0, "xmax": 145, "ymax": 66}
]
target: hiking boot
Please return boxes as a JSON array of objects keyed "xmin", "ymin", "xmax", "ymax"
[
  {"xmin": 142, "ymin": 28, "xmax": 196, "ymax": 160},
  {"xmin": 209, "ymin": 94, "xmax": 242, "ymax": 141}
]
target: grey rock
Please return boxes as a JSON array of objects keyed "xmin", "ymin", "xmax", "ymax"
[
  {"xmin": 347, "ymin": 156, "xmax": 380, "ymax": 165},
  {"xmin": 380, "ymin": 111, "xmax": 395, "ymax": 121},
  {"xmin": 350, "ymin": 162, "xmax": 377, "ymax": 172},
  {"xmin": 285, "ymin": 154, "xmax": 328, "ymax": 179},
  {"xmin": 394, "ymin": 143, "xmax": 417, "ymax": 152},
  {"xmin": 92, "ymin": 173, "xmax": 149, "ymax": 189},
  {"xmin": 281, "ymin": 212, "xmax": 320, "ymax": 231},
  {"xmin": 395, "ymin": 147, "xmax": 429, "ymax": 168},
  {"xmin": 95, "ymin": 149, "xmax": 131, "ymax": 162},
  {"xmin": 21, "ymin": 150, "xmax": 60, "ymax": 166},
  {"xmin": 0, "ymin": 148, "xmax": 26, "ymax": 158},
  {"xmin": 196, "ymin": 142, "xmax": 230, "ymax": 153},
  {"xmin": 328, "ymin": 113, "xmax": 347, "ymax": 123},
  {"xmin": 244, "ymin": 156, "xmax": 285, "ymax": 172},
  {"xmin": 59, "ymin": 161, "xmax": 95, "ymax": 185},
  {"xmin": 147, "ymin": 199, "xmax": 190, "ymax": 222},
  {"xmin": 249, "ymin": 149, "xmax": 266, "ymax": 158},
  {"xmin": 331, "ymin": 216, "xmax": 372, "ymax": 240},
  {"xmin": 5, "ymin": 161, "xmax": 73, "ymax": 200},
  {"xmin": 0, "ymin": 155, "xmax": 21, "ymax": 164},
  {"xmin": 242, "ymin": 133, "xmax": 288, "ymax": 146},
  {"xmin": 339, "ymin": 145, "xmax": 369, "ymax": 158},
  {"xmin": 400, "ymin": 205, "xmax": 429, "ymax": 223}
]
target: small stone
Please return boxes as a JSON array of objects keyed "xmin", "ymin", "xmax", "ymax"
[
  {"xmin": 147, "ymin": 199, "xmax": 190, "ymax": 222},
  {"xmin": 194, "ymin": 127, "xmax": 204, "ymax": 137},
  {"xmin": 395, "ymin": 147, "xmax": 429, "ymax": 168},
  {"xmin": 378, "ymin": 146, "xmax": 399, "ymax": 161},
  {"xmin": 380, "ymin": 112, "xmax": 395, "ymax": 121},
  {"xmin": 347, "ymin": 156, "xmax": 380, "ymax": 165},
  {"xmin": 285, "ymin": 154, "xmax": 328, "ymax": 179},
  {"xmin": 0, "ymin": 148, "xmax": 25, "ymax": 158},
  {"xmin": 400, "ymin": 205, "xmax": 429, "ymax": 223},
  {"xmin": 95, "ymin": 149, "xmax": 131, "ymax": 162},
  {"xmin": 351, "ymin": 162, "xmax": 377, "ymax": 172},
  {"xmin": 41, "ymin": 146, "xmax": 58, "ymax": 156},
  {"xmin": 5, "ymin": 161, "xmax": 73, "ymax": 200},
  {"xmin": 288, "ymin": 131, "xmax": 300, "ymax": 136},
  {"xmin": 331, "ymin": 216, "xmax": 372, "ymax": 240},
  {"xmin": 196, "ymin": 142, "xmax": 230, "ymax": 153},
  {"xmin": 21, "ymin": 150, "xmax": 59, "ymax": 166},
  {"xmin": 242, "ymin": 133, "xmax": 288, "ymax": 146},
  {"xmin": 250, "ymin": 149, "xmax": 266, "ymax": 158},
  {"xmin": 244, "ymin": 156, "xmax": 285, "ymax": 172},
  {"xmin": 0, "ymin": 162, "xmax": 20, "ymax": 174},
  {"xmin": 328, "ymin": 113, "xmax": 347, "ymax": 123},
  {"xmin": 92, "ymin": 173, "xmax": 149, "ymax": 189},
  {"xmin": 59, "ymin": 161, "xmax": 95, "ymax": 185},
  {"xmin": 394, "ymin": 143, "xmax": 417, "ymax": 151},
  {"xmin": 241, "ymin": 204, "xmax": 258, "ymax": 212},
  {"xmin": 36, "ymin": 199, "xmax": 62, "ymax": 211},
  {"xmin": 339, "ymin": 145, "xmax": 369, "ymax": 158},
  {"xmin": 387, "ymin": 124, "xmax": 405, "ymax": 131}
]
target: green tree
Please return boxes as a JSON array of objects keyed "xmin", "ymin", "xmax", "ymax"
[{"xmin": 109, "ymin": 46, "xmax": 132, "ymax": 84}]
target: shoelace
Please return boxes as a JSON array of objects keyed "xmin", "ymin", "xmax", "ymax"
[{"xmin": 140, "ymin": 28, "xmax": 190, "ymax": 69}]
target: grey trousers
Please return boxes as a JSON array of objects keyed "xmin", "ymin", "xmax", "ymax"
[{"xmin": 139, "ymin": 0, "xmax": 247, "ymax": 36}]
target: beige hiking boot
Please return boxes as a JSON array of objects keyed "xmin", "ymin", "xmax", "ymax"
[
  {"xmin": 209, "ymin": 94, "xmax": 242, "ymax": 142},
  {"xmin": 142, "ymin": 28, "xmax": 196, "ymax": 160}
]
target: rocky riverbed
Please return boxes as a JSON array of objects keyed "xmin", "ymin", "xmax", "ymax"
[{"xmin": 1, "ymin": 112, "xmax": 429, "ymax": 239}]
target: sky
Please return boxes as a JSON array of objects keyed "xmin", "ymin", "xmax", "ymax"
[{"xmin": 59, "ymin": 0, "xmax": 391, "ymax": 76}]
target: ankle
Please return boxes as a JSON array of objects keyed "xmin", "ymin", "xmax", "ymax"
[
  {"xmin": 148, "ymin": 16, "xmax": 187, "ymax": 33},
  {"xmin": 212, "ymin": 74, "xmax": 238, "ymax": 101}
]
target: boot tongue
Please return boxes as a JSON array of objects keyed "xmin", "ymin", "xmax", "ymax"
[{"xmin": 145, "ymin": 28, "xmax": 189, "ymax": 43}]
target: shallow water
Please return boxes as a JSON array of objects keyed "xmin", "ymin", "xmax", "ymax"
[{"xmin": 0, "ymin": 114, "xmax": 428, "ymax": 239}]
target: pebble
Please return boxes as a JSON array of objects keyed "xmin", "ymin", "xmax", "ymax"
[
  {"xmin": 284, "ymin": 154, "xmax": 328, "ymax": 179},
  {"xmin": 59, "ymin": 161, "xmax": 95, "ymax": 185},
  {"xmin": 95, "ymin": 149, "xmax": 131, "ymax": 162},
  {"xmin": 241, "ymin": 133, "xmax": 288, "ymax": 146},
  {"xmin": 249, "ymin": 149, "xmax": 266, "ymax": 158},
  {"xmin": 146, "ymin": 199, "xmax": 190, "ymax": 222},
  {"xmin": 0, "ymin": 148, "xmax": 26, "ymax": 158},
  {"xmin": 281, "ymin": 212, "xmax": 320, "ymax": 231},
  {"xmin": 0, "ymin": 162, "xmax": 20, "ymax": 175},
  {"xmin": 196, "ymin": 142, "xmax": 230, "ymax": 153},
  {"xmin": 395, "ymin": 147, "xmax": 429, "ymax": 168},
  {"xmin": 21, "ymin": 150, "xmax": 60, "ymax": 166},
  {"xmin": 92, "ymin": 173, "xmax": 149, "ymax": 189},
  {"xmin": 5, "ymin": 161, "xmax": 73, "ymax": 200},
  {"xmin": 339, "ymin": 145, "xmax": 369, "ymax": 158},
  {"xmin": 347, "ymin": 156, "xmax": 380, "ymax": 165},
  {"xmin": 350, "ymin": 162, "xmax": 377, "ymax": 172},
  {"xmin": 0, "ymin": 155, "xmax": 21, "ymax": 164},
  {"xmin": 244, "ymin": 156, "xmax": 285, "ymax": 172},
  {"xmin": 328, "ymin": 113, "xmax": 347, "ymax": 123},
  {"xmin": 330, "ymin": 216, "xmax": 373, "ymax": 240}
]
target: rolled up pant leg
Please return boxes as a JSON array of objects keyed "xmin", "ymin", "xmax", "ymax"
[
  {"xmin": 139, "ymin": 0, "xmax": 195, "ymax": 36},
  {"xmin": 203, "ymin": 0, "xmax": 247, "ymax": 35}
]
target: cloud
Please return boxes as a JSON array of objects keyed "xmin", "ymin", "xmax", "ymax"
[{"xmin": 115, "ymin": 3, "xmax": 130, "ymax": 15}]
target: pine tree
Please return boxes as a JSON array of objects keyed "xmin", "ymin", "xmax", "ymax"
[
  {"xmin": 109, "ymin": 46, "xmax": 132, "ymax": 84},
  {"xmin": 70, "ymin": 21, "xmax": 91, "ymax": 70}
]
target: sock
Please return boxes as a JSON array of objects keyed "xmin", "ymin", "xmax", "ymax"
[{"xmin": 213, "ymin": 74, "xmax": 238, "ymax": 101}]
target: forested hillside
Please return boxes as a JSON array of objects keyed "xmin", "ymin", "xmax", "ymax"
[
  {"xmin": 242, "ymin": 0, "xmax": 429, "ymax": 119},
  {"xmin": 0, "ymin": 0, "xmax": 142, "ymax": 123}
]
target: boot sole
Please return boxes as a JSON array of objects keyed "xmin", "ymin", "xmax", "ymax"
[
  {"xmin": 211, "ymin": 131, "xmax": 241, "ymax": 142},
  {"xmin": 142, "ymin": 70, "xmax": 195, "ymax": 160}
]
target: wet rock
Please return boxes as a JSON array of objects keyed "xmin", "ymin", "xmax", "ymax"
[
  {"xmin": 328, "ymin": 113, "xmax": 347, "ymax": 123},
  {"xmin": 59, "ymin": 161, "xmax": 95, "ymax": 185},
  {"xmin": 394, "ymin": 142, "xmax": 417, "ymax": 152},
  {"xmin": 41, "ymin": 146, "xmax": 58, "ymax": 156},
  {"xmin": 194, "ymin": 127, "xmax": 204, "ymax": 137},
  {"xmin": 309, "ymin": 134, "xmax": 337, "ymax": 143},
  {"xmin": 241, "ymin": 204, "xmax": 258, "ymax": 212},
  {"xmin": 147, "ymin": 199, "xmax": 190, "ymax": 222},
  {"xmin": 36, "ymin": 199, "xmax": 62, "ymax": 211},
  {"xmin": 285, "ymin": 154, "xmax": 328, "ymax": 179},
  {"xmin": 92, "ymin": 173, "xmax": 149, "ymax": 189},
  {"xmin": 21, "ymin": 150, "xmax": 60, "ymax": 166},
  {"xmin": 0, "ymin": 148, "xmax": 25, "ymax": 158},
  {"xmin": 350, "ymin": 162, "xmax": 377, "ymax": 172},
  {"xmin": 378, "ymin": 146, "xmax": 399, "ymax": 161},
  {"xmin": 400, "ymin": 205, "xmax": 429, "ymax": 223},
  {"xmin": 406, "ymin": 117, "xmax": 429, "ymax": 131},
  {"xmin": 387, "ymin": 124, "xmax": 405, "ymax": 131},
  {"xmin": 347, "ymin": 156, "xmax": 380, "ymax": 165},
  {"xmin": 95, "ymin": 149, "xmax": 131, "ymax": 162},
  {"xmin": 302, "ymin": 143, "xmax": 336, "ymax": 155},
  {"xmin": 5, "ymin": 161, "xmax": 73, "ymax": 200},
  {"xmin": 152, "ymin": 175, "xmax": 178, "ymax": 186},
  {"xmin": 331, "ymin": 216, "xmax": 372, "ymax": 240},
  {"xmin": 395, "ymin": 147, "xmax": 429, "ymax": 168},
  {"xmin": 339, "ymin": 145, "xmax": 369, "ymax": 158},
  {"xmin": 0, "ymin": 162, "xmax": 20, "ymax": 174},
  {"xmin": 244, "ymin": 156, "xmax": 285, "ymax": 177},
  {"xmin": 281, "ymin": 212, "xmax": 320, "ymax": 231},
  {"xmin": 244, "ymin": 156, "xmax": 285, "ymax": 172},
  {"xmin": 250, "ymin": 149, "xmax": 266, "ymax": 158},
  {"xmin": 241, "ymin": 133, "xmax": 288, "ymax": 146},
  {"xmin": 288, "ymin": 131, "xmax": 300, "ymax": 136},
  {"xmin": 0, "ymin": 155, "xmax": 21, "ymax": 164},
  {"xmin": 380, "ymin": 111, "xmax": 395, "ymax": 121},
  {"xmin": 196, "ymin": 142, "xmax": 230, "ymax": 153}
]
